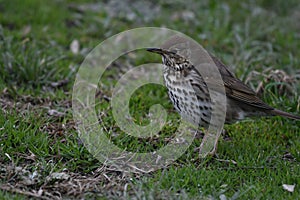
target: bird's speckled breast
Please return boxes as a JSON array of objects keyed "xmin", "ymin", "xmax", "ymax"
[{"xmin": 163, "ymin": 67, "xmax": 212, "ymax": 127}]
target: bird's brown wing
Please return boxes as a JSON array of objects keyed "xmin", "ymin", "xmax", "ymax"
[
  {"xmin": 210, "ymin": 55, "xmax": 274, "ymax": 110},
  {"xmin": 223, "ymin": 75, "xmax": 273, "ymax": 110}
]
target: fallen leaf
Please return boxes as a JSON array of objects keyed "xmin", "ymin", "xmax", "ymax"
[{"xmin": 282, "ymin": 184, "xmax": 295, "ymax": 192}]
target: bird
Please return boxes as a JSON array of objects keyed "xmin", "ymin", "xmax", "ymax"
[{"xmin": 147, "ymin": 45, "xmax": 300, "ymax": 155}]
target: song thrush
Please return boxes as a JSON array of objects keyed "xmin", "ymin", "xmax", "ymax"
[{"xmin": 147, "ymin": 47, "xmax": 299, "ymax": 155}]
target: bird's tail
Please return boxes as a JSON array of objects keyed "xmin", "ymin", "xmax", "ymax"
[{"xmin": 270, "ymin": 109, "xmax": 300, "ymax": 120}]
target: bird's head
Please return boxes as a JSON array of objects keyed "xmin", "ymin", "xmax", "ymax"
[{"xmin": 147, "ymin": 48, "xmax": 191, "ymax": 71}]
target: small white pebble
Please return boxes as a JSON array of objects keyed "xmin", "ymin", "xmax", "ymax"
[
  {"xmin": 219, "ymin": 194, "xmax": 227, "ymax": 200},
  {"xmin": 70, "ymin": 39, "xmax": 80, "ymax": 54}
]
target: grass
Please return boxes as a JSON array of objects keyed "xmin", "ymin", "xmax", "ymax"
[{"xmin": 0, "ymin": 0, "xmax": 299, "ymax": 199}]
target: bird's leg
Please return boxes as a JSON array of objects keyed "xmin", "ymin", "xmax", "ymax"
[
  {"xmin": 197, "ymin": 129, "xmax": 221, "ymax": 158},
  {"xmin": 207, "ymin": 141, "xmax": 218, "ymax": 157},
  {"xmin": 198, "ymin": 129, "xmax": 237, "ymax": 164},
  {"xmin": 194, "ymin": 128, "xmax": 205, "ymax": 139}
]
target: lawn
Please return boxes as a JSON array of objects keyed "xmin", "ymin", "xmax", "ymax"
[{"xmin": 0, "ymin": 0, "xmax": 299, "ymax": 199}]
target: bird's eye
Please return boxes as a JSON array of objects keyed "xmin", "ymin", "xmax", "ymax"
[{"xmin": 169, "ymin": 48, "xmax": 178, "ymax": 54}]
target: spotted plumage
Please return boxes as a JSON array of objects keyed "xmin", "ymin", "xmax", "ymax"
[{"xmin": 147, "ymin": 48, "xmax": 300, "ymax": 127}]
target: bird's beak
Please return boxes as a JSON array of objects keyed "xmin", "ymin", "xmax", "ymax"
[{"xmin": 147, "ymin": 48, "xmax": 164, "ymax": 55}]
